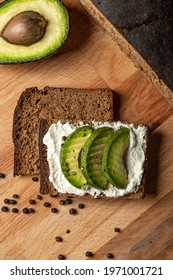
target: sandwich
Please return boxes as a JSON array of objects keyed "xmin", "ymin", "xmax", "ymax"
[
  {"xmin": 40, "ymin": 119, "xmax": 148, "ymax": 199},
  {"xmin": 13, "ymin": 86, "xmax": 148, "ymax": 199}
]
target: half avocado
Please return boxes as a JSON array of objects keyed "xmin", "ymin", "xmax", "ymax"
[{"xmin": 0, "ymin": 0, "xmax": 69, "ymax": 63}]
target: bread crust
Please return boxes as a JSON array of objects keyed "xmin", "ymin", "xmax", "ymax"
[{"xmin": 39, "ymin": 119, "xmax": 148, "ymax": 199}]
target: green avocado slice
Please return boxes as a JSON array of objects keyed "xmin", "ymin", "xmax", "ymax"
[
  {"xmin": 60, "ymin": 126, "xmax": 93, "ymax": 189},
  {"xmin": 0, "ymin": 0, "xmax": 69, "ymax": 63},
  {"xmin": 102, "ymin": 127, "xmax": 130, "ymax": 189},
  {"xmin": 80, "ymin": 127, "xmax": 114, "ymax": 190}
]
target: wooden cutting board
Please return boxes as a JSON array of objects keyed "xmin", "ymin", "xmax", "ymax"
[{"xmin": 0, "ymin": 0, "xmax": 173, "ymax": 260}]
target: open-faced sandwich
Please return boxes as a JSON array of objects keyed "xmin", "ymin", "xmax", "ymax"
[
  {"xmin": 13, "ymin": 87, "xmax": 148, "ymax": 199},
  {"xmin": 40, "ymin": 119, "xmax": 148, "ymax": 199}
]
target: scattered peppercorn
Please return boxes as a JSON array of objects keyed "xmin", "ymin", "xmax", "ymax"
[
  {"xmin": 29, "ymin": 199, "xmax": 36, "ymax": 205},
  {"xmin": 51, "ymin": 208, "xmax": 58, "ymax": 213},
  {"xmin": 65, "ymin": 198, "xmax": 73, "ymax": 205},
  {"xmin": 37, "ymin": 194, "xmax": 43, "ymax": 200},
  {"xmin": 22, "ymin": 208, "xmax": 29, "ymax": 214},
  {"xmin": 28, "ymin": 208, "xmax": 35, "ymax": 213},
  {"xmin": 62, "ymin": 136, "xmax": 67, "ymax": 141},
  {"xmin": 0, "ymin": 173, "xmax": 5, "ymax": 178},
  {"xmin": 114, "ymin": 227, "xmax": 121, "ymax": 233},
  {"xmin": 59, "ymin": 200, "xmax": 66, "ymax": 205},
  {"xmin": 32, "ymin": 177, "xmax": 39, "ymax": 182},
  {"xmin": 12, "ymin": 208, "xmax": 19, "ymax": 213},
  {"xmin": 107, "ymin": 253, "xmax": 114, "ymax": 259},
  {"xmin": 66, "ymin": 229, "xmax": 70, "ymax": 234},
  {"xmin": 55, "ymin": 236, "xmax": 63, "ymax": 242},
  {"xmin": 4, "ymin": 198, "xmax": 10, "ymax": 204},
  {"xmin": 78, "ymin": 203, "xmax": 85, "ymax": 209},
  {"xmin": 85, "ymin": 251, "xmax": 93, "ymax": 257},
  {"xmin": 44, "ymin": 202, "xmax": 51, "ymax": 207},
  {"xmin": 50, "ymin": 193, "xmax": 58, "ymax": 198},
  {"xmin": 69, "ymin": 208, "xmax": 77, "ymax": 215},
  {"xmin": 58, "ymin": 254, "xmax": 66, "ymax": 260},
  {"xmin": 13, "ymin": 194, "xmax": 19, "ymax": 199},
  {"xmin": 10, "ymin": 199, "xmax": 17, "ymax": 205},
  {"xmin": 1, "ymin": 206, "xmax": 9, "ymax": 212}
]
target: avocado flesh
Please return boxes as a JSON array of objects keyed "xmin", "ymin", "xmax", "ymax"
[
  {"xmin": 80, "ymin": 127, "xmax": 114, "ymax": 190},
  {"xmin": 0, "ymin": 0, "xmax": 69, "ymax": 63},
  {"xmin": 60, "ymin": 126, "xmax": 93, "ymax": 189},
  {"xmin": 102, "ymin": 127, "xmax": 130, "ymax": 189}
]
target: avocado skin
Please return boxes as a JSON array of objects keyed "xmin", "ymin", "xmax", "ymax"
[{"xmin": 0, "ymin": 0, "xmax": 69, "ymax": 64}]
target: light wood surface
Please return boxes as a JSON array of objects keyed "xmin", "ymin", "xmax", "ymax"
[{"xmin": 0, "ymin": 0, "xmax": 173, "ymax": 260}]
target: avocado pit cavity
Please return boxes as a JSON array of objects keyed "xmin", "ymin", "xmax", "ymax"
[{"xmin": 1, "ymin": 11, "xmax": 47, "ymax": 46}]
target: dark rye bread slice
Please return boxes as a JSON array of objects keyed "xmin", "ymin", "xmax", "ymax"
[
  {"xmin": 13, "ymin": 87, "xmax": 114, "ymax": 176},
  {"xmin": 80, "ymin": 0, "xmax": 173, "ymax": 105},
  {"xmin": 39, "ymin": 119, "xmax": 147, "ymax": 199}
]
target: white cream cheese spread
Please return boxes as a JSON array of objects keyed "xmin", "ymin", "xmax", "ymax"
[{"xmin": 43, "ymin": 121, "xmax": 148, "ymax": 198}]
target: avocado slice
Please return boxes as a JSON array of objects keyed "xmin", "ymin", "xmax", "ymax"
[
  {"xmin": 60, "ymin": 126, "xmax": 93, "ymax": 189},
  {"xmin": 80, "ymin": 127, "xmax": 114, "ymax": 190},
  {"xmin": 0, "ymin": 0, "xmax": 69, "ymax": 63},
  {"xmin": 102, "ymin": 127, "xmax": 130, "ymax": 189}
]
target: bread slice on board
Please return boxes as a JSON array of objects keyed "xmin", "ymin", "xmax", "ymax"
[
  {"xmin": 39, "ymin": 119, "xmax": 147, "ymax": 199},
  {"xmin": 13, "ymin": 87, "xmax": 114, "ymax": 176},
  {"xmin": 80, "ymin": 0, "xmax": 173, "ymax": 106}
]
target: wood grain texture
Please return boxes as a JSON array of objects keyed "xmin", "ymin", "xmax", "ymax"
[{"xmin": 0, "ymin": 0, "xmax": 173, "ymax": 260}]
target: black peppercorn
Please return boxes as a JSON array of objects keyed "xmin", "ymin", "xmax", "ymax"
[
  {"xmin": 66, "ymin": 229, "xmax": 70, "ymax": 234},
  {"xmin": 58, "ymin": 254, "xmax": 66, "ymax": 260},
  {"xmin": 22, "ymin": 208, "xmax": 29, "ymax": 214},
  {"xmin": 1, "ymin": 206, "xmax": 9, "ymax": 212},
  {"xmin": 107, "ymin": 253, "xmax": 114, "ymax": 259},
  {"xmin": 55, "ymin": 236, "xmax": 63, "ymax": 242},
  {"xmin": 10, "ymin": 199, "xmax": 17, "ymax": 205},
  {"xmin": 4, "ymin": 198, "xmax": 10, "ymax": 204},
  {"xmin": 28, "ymin": 208, "xmax": 35, "ymax": 213},
  {"xmin": 85, "ymin": 251, "xmax": 93, "ymax": 257},
  {"xmin": 65, "ymin": 198, "xmax": 73, "ymax": 205},
  {"xmin": 12, "ymin": 208, "xmax": 19, "ymax": 213},
  {"xmin": 29, "ymin": 199, "xmax": 36, "ymax": 205},
  {"xmin": 0, "ymin": 173, "xmax": 5, "ymax": 178},
  {"xmin": 13, "ymin": 194, "xmax": 19, "ymax": 199},
  {"xmin": 78, "ymin": 203, "xmax": 85, "ymax": 209},
  {"xmin": 50, "ymin": 193, "xmax": 58, "ymax": 198},
  {"xmin": 51, "ymin": 208, "xmax": 58, "ymax": 213},
  {"xmin": 59, "ymin": 200, "xmax": 66, "ymax": 205},
  {"xmin": 114, "ymin": 227, "xmax": 121, "ymax": 233},
  {"xmin": 37, "ymin": 194, "xmax": 43, "ymax": 200},
  {"xmin": 32, "ymin": 177, "xmax": 39, "ymax": 182},
  {"xmin": 69, "ymin": 208, "xmax": 77, "ymax": 215},
  {"xmin": 44, "ymin": 202, "xmax": 51, "ymax": 207}
]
